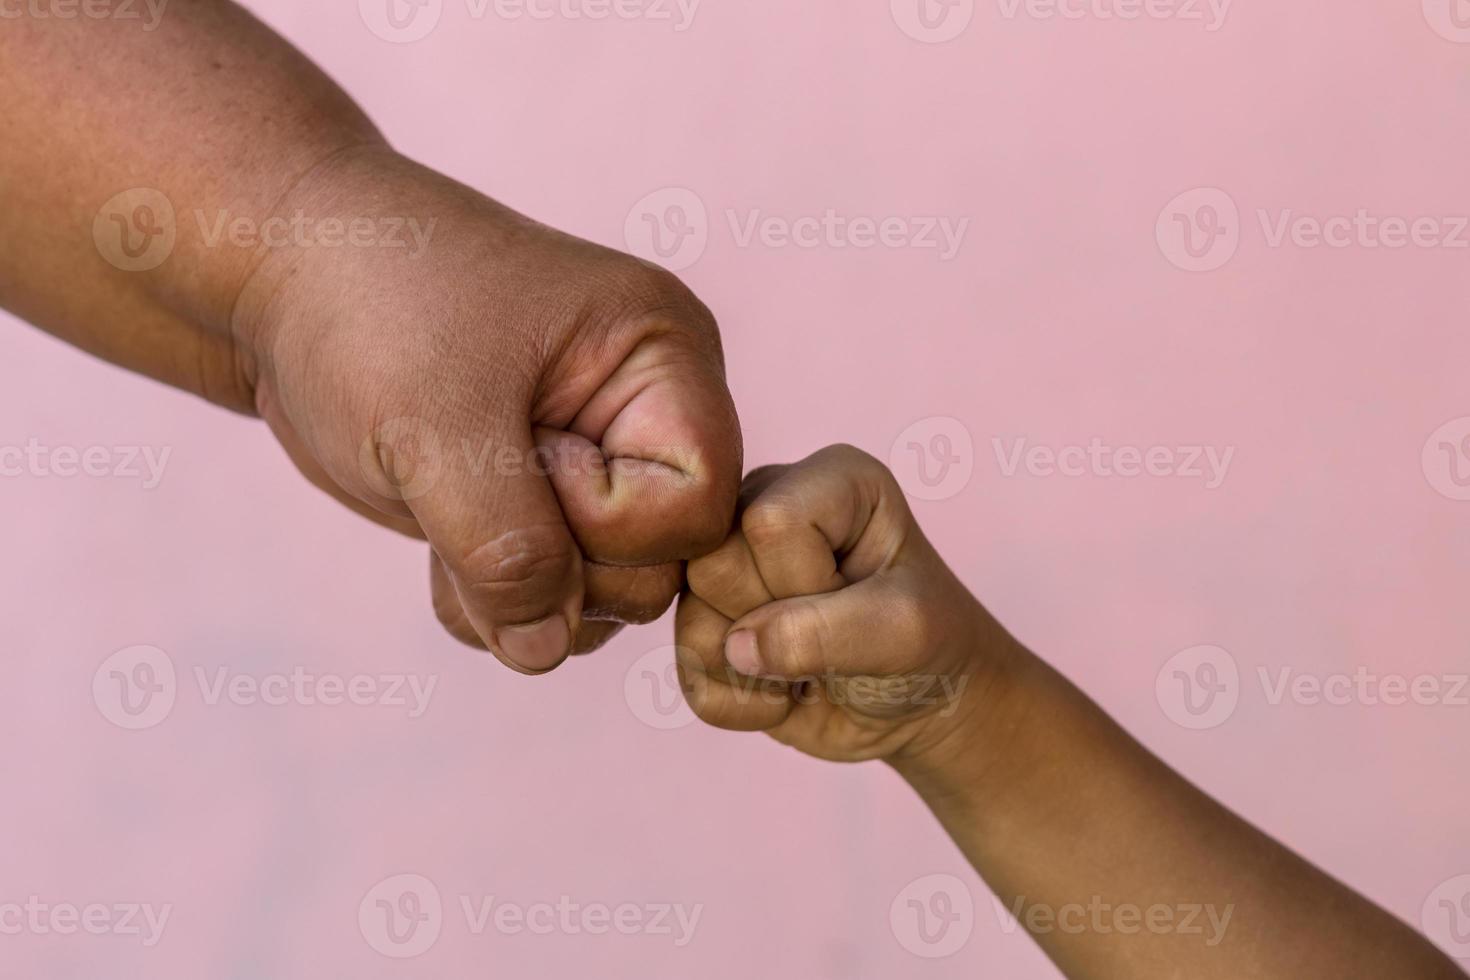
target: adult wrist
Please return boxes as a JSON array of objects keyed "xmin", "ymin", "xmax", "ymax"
[{"xmin": 224, "ymin": 139, "xmax": 404, "ymax": 368}]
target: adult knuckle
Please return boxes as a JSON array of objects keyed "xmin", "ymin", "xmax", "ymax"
[
  {"xmin": 684, "ymin": 495, "xmax": 736, "ymax": 556},
  {"xmin": 453, "ymin": 525, "xmax": 574, "ymax": 618},
  {"xmin": 654, "ymin": 478, "xmax": 732, "ymax": 558},
  {"xmin": 596, "ymin": 258, "xmax": 714, "ymax": 338},
  {"xmin": 631, "ymin": 264, "xmax": 713, "ymax": 325}
]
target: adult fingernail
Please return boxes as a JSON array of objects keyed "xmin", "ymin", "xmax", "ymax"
[
  {"xmin": 725, "ymin": 630, "xmax": 761, "ymax": 676},
  {"xmin": 497, "ymin": 615, "xmax": 571, "ymax": 672}
]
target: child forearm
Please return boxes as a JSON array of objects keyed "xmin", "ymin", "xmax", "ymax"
[{"xmin": 894, "ymin": 625, "xmax": 1465, "ymax": 979}]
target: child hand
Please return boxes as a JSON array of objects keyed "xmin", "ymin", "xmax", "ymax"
[
  {"xmin": 678, "ymin": 449, "xmax": 1467, "ymax": 980},
  {"xmin": 675, "ymin": 445, "xmax": 1011, "ymax": 763}
]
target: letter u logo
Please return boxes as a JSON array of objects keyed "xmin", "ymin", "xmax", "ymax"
[
  {"xmin": 642, "ymin": 206, "xmax": 696, "ymax": 259},
  {"xmin": 641, "ymin": 664, "xmax": 683, "ymax": 717},
  {"xmin": 385, "ymin": 0, "xmax": 429, "ymax": 29},
  {"xmin": 907, "ymin": 434, "xmax": 960, "ymax": 488},
  {"xmin": 109, "ymin": 205, "xmax": 164, "ymax": 260},
  {"xmin": 1173, "ymin": 205, "xmax": 1228, "ymax": 259},
  {"xmin": 1438, "ymin": 434, "xmax": 1470, "ymax": 488},
  {"xmin": 378, "ymin": 891, "xmax": 428, "ymax": 944},
  {"xmin": 1173, "ymin": 662, "xmax": 1225, "ymax": 716},
  {"xmin": 110, "ymin": 662, "xmax": 163, "ymax": 716},
  {"xmin": 907, "ymin": 891, "xmax": 960, "ymax": 944},
  {"xmin": 917, "ymin": 0, "xmax": 961, "ymax": 29},
  {"xmin": 1442, "ymin": 893, "xmax": 1470, "ymax": 943}
]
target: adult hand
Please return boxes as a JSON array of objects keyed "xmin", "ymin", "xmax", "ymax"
[
  {"xmin": 234, "ymin": 148, "xmax": 742, "ymax": 672},
  {"xmin": 0, "ymin": 3, "xmax": 741, "ymax": 674}
]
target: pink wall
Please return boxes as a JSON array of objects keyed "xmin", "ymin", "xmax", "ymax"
[{"xmin": 2, "ymin": 0, "xmax": 1468, "ymax": 975}]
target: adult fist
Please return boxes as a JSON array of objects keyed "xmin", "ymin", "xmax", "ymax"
[{"xmin": 232, "ymin": 147, "xmax": 741, "ymax": 673}]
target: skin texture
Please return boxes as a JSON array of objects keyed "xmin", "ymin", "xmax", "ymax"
[
  {"xmin": 0, "ymin": 1, "xmax": 742, "ymax": 672},
  {"xmin": 677, "ymin": 445, "xmax": 1466, "ymax": 979},
  {"xmin": 676, "ymin": 445, "xmax": 998, "ymax": 761},
  {"xmin": 3, "ymin": 8, "xmax": 1460, "ymax": 974}
]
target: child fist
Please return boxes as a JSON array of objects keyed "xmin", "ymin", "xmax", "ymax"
[{"xmin": 675, "ymin": 445, "xmax": 1011, "ymax": 764}]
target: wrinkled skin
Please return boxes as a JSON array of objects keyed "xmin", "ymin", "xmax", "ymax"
[{"xmin": 234, "ymin": 147, "xmax": 743, "ymax": 673}]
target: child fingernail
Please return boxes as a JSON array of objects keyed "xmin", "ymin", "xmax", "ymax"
[{"xmin": 725, "ymin": 630, "xmax": 761, "ymax": 676}]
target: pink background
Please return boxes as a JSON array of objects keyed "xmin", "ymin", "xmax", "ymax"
[{"xmin": 2, "ymin": 0, "xmax": 1468, "ymax": 975}]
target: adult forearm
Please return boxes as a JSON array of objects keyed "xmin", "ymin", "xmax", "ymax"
[{"xmin": 0, "ymin": 0, "xmax": 385, "ymax": 411}]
